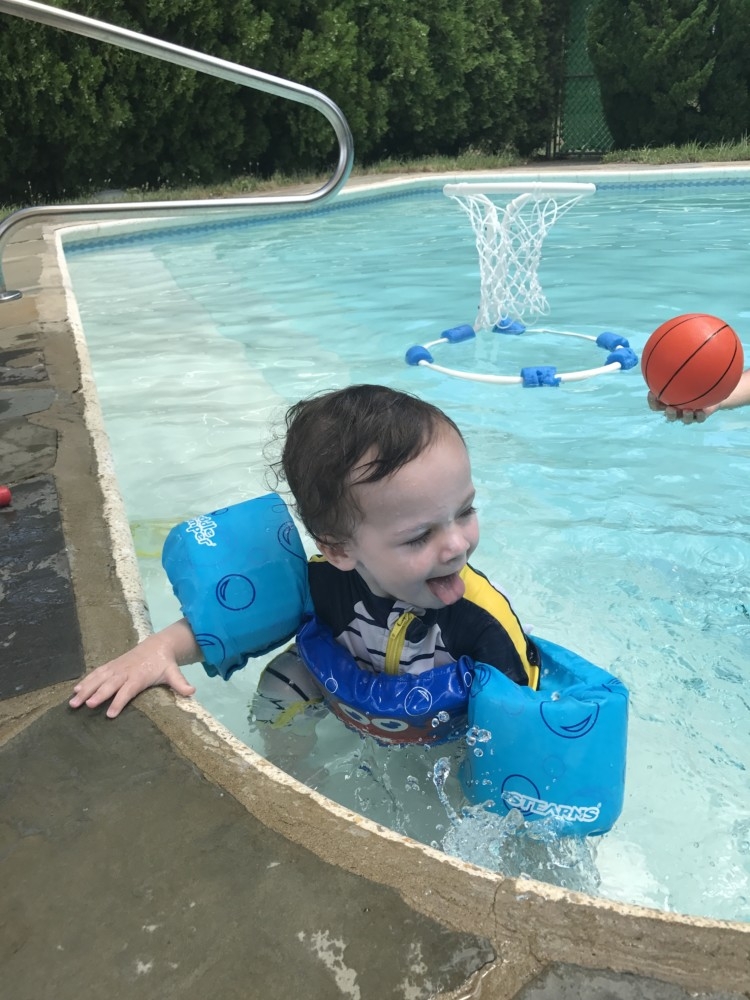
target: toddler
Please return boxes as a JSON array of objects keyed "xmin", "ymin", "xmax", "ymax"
[{"xmin": 70, "ymin": 384, "xmax": 539, "ymax": 721}]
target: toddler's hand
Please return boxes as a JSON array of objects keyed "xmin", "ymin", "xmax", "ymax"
[{"xmin": 69, "ymin": 632, "xmax": 197, "ymax": 719}]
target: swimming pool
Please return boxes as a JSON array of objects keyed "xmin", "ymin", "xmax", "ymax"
[{"xmin": 63, "ymin": 170, "xmax": 750, "ymax": 922}]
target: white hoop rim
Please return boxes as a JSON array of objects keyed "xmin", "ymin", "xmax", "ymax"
[{"xmin": 443, "ymin": 181, "xmax": 597, "ymax": 198}]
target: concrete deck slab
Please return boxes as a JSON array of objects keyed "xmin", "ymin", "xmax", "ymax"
[
  {"xmin": 517, "ymin": 965, "xmax": 744, "ymax": 1000},
  {"xmin": 2, "ymin": 703, "xmax": 494, "ymax": 1000},
  {"xmin": 0, "ymin": 475, "xmax": 82, "ymax": 699}
]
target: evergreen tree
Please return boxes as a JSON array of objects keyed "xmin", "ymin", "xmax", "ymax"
[
  {"xmin": 0, "ymin": 0, "xmax": 274, "ymax": 201},
  {"xmin": 699, "ymin": 0, "xmax": 750, "ymax": 143},
  {"xmin": 0, "ymin": 0, "xmax": 569, "ymax": 202},
  {"xmin": 587, "ymin": 0, "xmax": 717, "ymax": 148}
]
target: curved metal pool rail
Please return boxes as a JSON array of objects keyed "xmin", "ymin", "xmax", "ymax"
[{"xmin": 0, "ymin": 0, "xmax": 354, "ymax": 301}]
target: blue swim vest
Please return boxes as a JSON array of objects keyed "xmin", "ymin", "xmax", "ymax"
[
  {"xmin": 161, "ymin": 494, "xmax": 628, "ymax": 836},
  {"xmin": 295, "ymin": 615, "xmax": 472, "ymax": 744}
]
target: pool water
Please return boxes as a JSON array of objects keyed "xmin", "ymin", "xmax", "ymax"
[{"xmin": 65, "ymin": 174, "xmax": 750, "ymax": 922}]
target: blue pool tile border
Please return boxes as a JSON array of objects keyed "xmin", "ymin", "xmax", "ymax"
[{"xmin": 62, "ymin": 170, "xmax": 750, "ymax": 256}]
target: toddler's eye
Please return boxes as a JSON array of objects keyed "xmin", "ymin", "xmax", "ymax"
[
  {"xmin": 458, "ymin": 505, "xmax": 477, "ymax": 520},
  {"xmin": 406, "ymin": 530, "xmax": 431, "ymax": 547}
]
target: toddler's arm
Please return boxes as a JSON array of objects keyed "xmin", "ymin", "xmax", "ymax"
[{"xmin": 69, "ymin": 617, "xmax": 200, "ymax": 719}]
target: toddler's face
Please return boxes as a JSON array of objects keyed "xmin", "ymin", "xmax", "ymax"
[{"xmin": 325, "ymin": 427, "xmax": 479, "ymax": 609}]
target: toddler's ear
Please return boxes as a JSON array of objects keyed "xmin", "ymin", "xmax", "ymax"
[{"xmin": 317, "ymin": 538, "xmax": 357, "ymax": 572}]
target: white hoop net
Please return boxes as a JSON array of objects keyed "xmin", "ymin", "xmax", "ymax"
[{"xmin": 444, "ymin": 181, "xmax": 596, "ymax": 332}]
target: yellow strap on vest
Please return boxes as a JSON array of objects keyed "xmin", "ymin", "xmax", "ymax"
[
  {"xmin": 271, "ymin": 696, "xmax": 324, "ymax": 729},
  {"xmin": 384, "ymin": 611, "xmax": 417, "ymax": 675},
  {"xmin": 459, "ymin": 566, "xmax": 540, "ymax": 690}
]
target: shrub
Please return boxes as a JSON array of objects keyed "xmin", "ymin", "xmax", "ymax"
[
  {"xmin": 0, "ymin": 0, "xmax": 568, "ymax": 202},
  {"xmin": 587, "ymin": 0, "xmax": 718, "ymax": 148},
  {"xmin": 699, "ymin": 0, "xmax": 750, "ymax": 144},
  {"xmin": 0, "ymin": 0, "xmax": 274, "ymax": 201}
]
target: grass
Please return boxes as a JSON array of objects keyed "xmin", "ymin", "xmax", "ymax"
[
  {"xmin": 348, "ymin": 148, "xmax": 525, "ymax": 175},
  {"xmin": 600, "ymin": 136, "xmax": 750, "ymax": 165},
  {"xmin": 99, "ymin": 149, "xmax": 525, "ymax": 204},
  {"xmin": 2, "ymin": 140, "xmax": 750, "ymax": 216},
  {"xmin": 0, "ymin": 149, "xmax": 525, "ymax": 216}
]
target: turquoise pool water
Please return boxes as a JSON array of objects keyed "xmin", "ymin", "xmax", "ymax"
[{"xmin": 65, "ymin": 172, "xmax": 750, "ymax": 921}]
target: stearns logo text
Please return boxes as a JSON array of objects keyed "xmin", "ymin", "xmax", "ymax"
[{"xmin": 501, "ymin": 789, "xmax": 600, "ymax": 824}]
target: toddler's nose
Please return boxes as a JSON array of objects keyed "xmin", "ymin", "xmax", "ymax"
[{"xmin": 441, "ymin": 525, "xmax": 470, "ymax": 561}]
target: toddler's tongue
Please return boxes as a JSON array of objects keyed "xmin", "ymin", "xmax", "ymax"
[{"xmin": 427, "ymin": 572, "xmax": 465, "ymax": 605}]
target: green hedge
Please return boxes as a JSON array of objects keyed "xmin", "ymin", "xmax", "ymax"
[
  {"xmin": 0, "ymin": 0, "xmax": 568, "ymax": 203},
  {"xmin": 588, "ymin": 0, "xmax": 750, "ymax": 149}
]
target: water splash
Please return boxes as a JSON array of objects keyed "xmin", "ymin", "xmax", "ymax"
[
  {"xmin": 464, "ymin": 725, "xmax": 492, "ymax": 747},
  {"xmin": 432, "ymin": 757, "xmax": 602, "ymax": 895}
]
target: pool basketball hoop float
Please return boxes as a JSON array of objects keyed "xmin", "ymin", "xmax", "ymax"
[
  {"xmin": 405, "ymin": 181, "xmax": 641, "ymax": 386},
  {"xmin": 405, "ymin": 182, "xmax": 747, "ymax": 400}
]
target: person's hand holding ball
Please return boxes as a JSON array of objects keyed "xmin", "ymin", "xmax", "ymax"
[{"xmin": 642, "ymin": 313, "xmax": 744, "ymax": 425}]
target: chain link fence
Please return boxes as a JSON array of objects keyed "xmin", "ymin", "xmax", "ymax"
[{"xmin": 557, "ymin": 0, "xmax": 613, "ymax": 156}]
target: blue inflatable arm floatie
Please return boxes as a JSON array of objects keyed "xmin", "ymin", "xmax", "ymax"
[
  {"xmin": 461, "ymin": 636, "xmax": 629, "ymax": 836},
  {"xmin": 161, "ymin": 493, "xmax": 311, "ymax": 679}
]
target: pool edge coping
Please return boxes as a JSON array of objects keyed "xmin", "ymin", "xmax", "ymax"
[{"xmin": 55, "ymin": 162, "xmax": 750, "ymax": 251}]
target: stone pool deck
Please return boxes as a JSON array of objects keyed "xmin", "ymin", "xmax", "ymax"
[{"xmin": 2, "ymin": 177, "xmax": 750, "ymax": 1000}]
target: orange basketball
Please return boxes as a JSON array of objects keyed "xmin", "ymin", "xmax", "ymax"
[{"xmin": 642, "ymin": 313, "xmax": 744, "ymax": 410}]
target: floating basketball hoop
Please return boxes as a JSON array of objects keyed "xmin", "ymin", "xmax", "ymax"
[{"xmin": 405, "ymin": 181, "xmax": 639, "ymax": 386}]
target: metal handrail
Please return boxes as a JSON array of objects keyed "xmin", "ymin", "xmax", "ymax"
[{"xmin": 0, "ymin": 0, "xmax": 354, "ymax": 301}]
